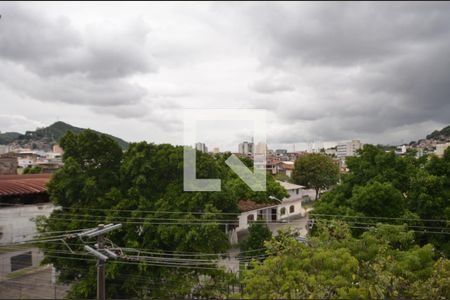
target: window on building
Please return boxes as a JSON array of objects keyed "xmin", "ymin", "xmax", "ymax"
[
  {"xmin": 280, "ymin": 207, "xmax": 286, "ymax": 215},
  {"xmin": 290, "ymin": 205, "xmax": 295, "ymax": 213},
  {"xmin": 247, "ymin": 214, "xmax": 255, "ymax": 223},
  {"xmin": 296, "ymin": 189, "xmax": 299, "ymax": 195},
  {"xmin": 11, "ymin": 252, "xmax": 32, "ymax": 272},
  {"xmin": 257, "ymin": 210, "xmax": 264, "ymax": 220}
]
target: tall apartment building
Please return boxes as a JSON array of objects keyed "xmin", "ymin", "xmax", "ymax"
[
  {"xmin": 195, "ymin": 142, "xmax": 208, "ymax": 153},
  {"xmin": 336, "ymin": 140, "xmax": 362, "ymax": 158},
  {"xmin": 238, "ymin": 141, "xmax": 254, "ymax": 155},
  {"xmin": 254, "ymin": 142, "xmax": 267, "ymax": 155}
]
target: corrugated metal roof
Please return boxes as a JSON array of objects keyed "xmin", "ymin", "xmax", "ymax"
[
  {"xmin": 238, "ymin": 199, "xmax": 277, "ymax": 213},
  {"xmin": 0, "ymin": 174, "xmax": 51, "ymax": 196}
]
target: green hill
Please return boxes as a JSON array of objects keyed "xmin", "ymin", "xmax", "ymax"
[
  {"xmin": 0, "ymin": 132, "xmax": 21, "ymax": 144},
  {"xmin": 426, "ymin": 125, "xmax": 450, "ymax": 141},
  {"xmin": 2, "ymin": 121, "xmax": 129, "ymax": 150}
]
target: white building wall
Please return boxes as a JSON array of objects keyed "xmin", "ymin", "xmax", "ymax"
[
  {"xmin": 0, "ymin": 247, "xmax": 44, "ymax": 276},
  {"xmin": 337, "ymin": 140, "xmax": 362, "ymax": 158},
  {"xmin": 0, "ymin": 145, "xmax": 10, "ymax": 155},
  {"xmin": 0, "ymin": 203, "xmax": 55, "ymax": 245},
  {"xmin": 435, "ymin": 143, "xmax": 450, "ymax": 157},
  {"xmin": 277, "ymin": 199, "xmax": 303, "ymax": 220},
  {"xmin": 237, "ymin": 208, "xmax": 274, "ymax": 232}
]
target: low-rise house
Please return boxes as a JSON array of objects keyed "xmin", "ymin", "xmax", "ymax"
[
  {"xmin": 236, "ymin": 200, "xmax": 278, "ymax": 232},
  {"xmin": 0, "ymin": 174, "xmax": 54, "ymax": 276},
  {"xmin": 229, "ymin": 181, "xmax": 307, "ymax": 244},
  {"xmin": 276, "ymin": 181, "xmax": 305, "ymax": 219},
  {"xmin": 278, "ymin": 161, "xmax": 295, "ymax": 177}
]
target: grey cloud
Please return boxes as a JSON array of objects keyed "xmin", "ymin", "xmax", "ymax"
[
  {"xmin": 0, "ymin": 3, "xmax": 157, "ymax": 119},
  {"xmin": 0, "ymin": 114, "xmax": 43, "ymax": 132},
  {"xmin": 0, "ymin": 3, "xmax": 156, "ymax": 79},
  {"xmin": 0, "ymin": 3, "xmax": 81, "ymax": 62},
  {"xmin": 243, "ymin": 2, "xmax": 450, "ymax": 67},
  {"xmin": 237, "ymin": 2, "xmax": 450, "ymax": 142},
  {"xmin": 0, "ymin": 63, "xmax": 146, "ymax": 106},
  {"xmin": 249, "ymin": 77, "xmax": 295, "ymax": 94}
]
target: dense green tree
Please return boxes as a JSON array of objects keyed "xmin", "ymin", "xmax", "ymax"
[
  {"xmin": 314, "ymin": 145, "xmax": 450, "ymax": 256},
  {"xmin": 345, "ymin": 144, "xmax": 416, "ymax": 193},
  {"xmin": 292, "ymin": 153, "xmax": 339, "ymax": 200},
  {"xmin": 23, "ymin": 165, "xmax": 42, "ymax": 174},
  {"xmin": 349, "ymin": 182, "xmax": 406, "ymax": 218},
  {"xmin": 39, "ymin": 134, "xmax": 288, "ymax": 298},
  {"xmin": 240, "ymin": 223, "xmax": 272, "ymax": 257},
  {"xmin": 241, "ymin": 222, "xmax": 449, "ymax": 299}
]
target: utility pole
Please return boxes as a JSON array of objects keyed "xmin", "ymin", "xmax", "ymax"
[
  {"xmin": 78, "ymin": 223, "xmax": 122, "ymax": 300},
  {"xmin": 97, "ymin": 225, "xmax": 106, "ymax": 300}
]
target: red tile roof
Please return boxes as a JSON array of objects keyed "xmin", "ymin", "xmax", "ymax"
[
  {"xmin": 0, "ymin": 173, "xmax": 51, "ymax": 196},
  {"xmin": 238, "ymin": 199, "xmax": 277, "ymax": 212}
]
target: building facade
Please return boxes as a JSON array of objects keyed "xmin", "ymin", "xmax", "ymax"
[
  {"xmin": 238, "ymin": 141, "xmax": 254, "ymax": 155},
  {"xmin": 195, "ymin": 142, "xmax": 208, "ymax": 153},
  {"xmin": 336, "ymin": 140, "xmax": 362, "ymax": 158}
]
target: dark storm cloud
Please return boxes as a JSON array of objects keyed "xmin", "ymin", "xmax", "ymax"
[
  {"xmin": 240, "ymin": 2, "xmax": 450, "ymax": 143},
  {"xmin": 0, "ymin": 3, "xmax": 155, "ymax": 116},
  {"xmin": 1, "ymin": 2, "xmax": 449, "ymax": 144},
  {"xmin": 245, "ymin": 2, "xmax": 450, "ymax": 66}
]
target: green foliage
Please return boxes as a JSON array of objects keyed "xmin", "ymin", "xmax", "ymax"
[
  {"xmin": 23, "ymin": 166, "xmax": 42, "ymax": 174},
  {"xmin": 39, "ymin": 132, "xmax": 288, "ymax": 298},
  {"xmin": 240, "ymin": 223, "xmax": 272, "ymax": 257},
  {"xmin": 272, "ymin": 173, "xmax": 290, "ymax": 182},
  {"xmin": 314, "ymin": 144, "xmax": 450, "ymax": 256},
  {"xmin": 291, "ymin": 153, "xmax": 339, "ymax": 200},
  {"xmin": 241, "ymin": 222, "xmax": 449, "ymax": 299},
  {"xmin": 349, "ymin": 182, "xmax": 406, "ymax": 218}
]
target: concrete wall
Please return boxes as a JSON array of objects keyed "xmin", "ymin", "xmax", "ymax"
[
  {"xmin": 0, "ymin": 157, "xmax": 18, "ymax": 175},
  {"xmin": 237, "ymin": 208, "xmax": 273, "ymax": 232},
  {"xmin": 0, "ymin": 248, "xmax": 44, "ymax": 276},
  {"xmin": 0, "ymin": 204, "xmax": 55, "ymax": 245},
  {"xmin": 277, "ymin": 199, "xmax": 303, "ymax": 220}
]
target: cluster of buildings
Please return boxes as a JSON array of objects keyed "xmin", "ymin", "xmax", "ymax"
[
  {"xmin": 399, "ymin": 139, "xmax": 450, "ymax": 158},
  {"xmin": 194, "ymin": 139, "xmax": 365, "ymax": 177},
  {"xmin": 0, "ymin": 144, "xmax": 64, "ymax": 175}
]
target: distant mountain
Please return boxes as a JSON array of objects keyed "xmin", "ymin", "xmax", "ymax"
[
  {"xmin": 1, "ymin": 121, "xmax": 128, "ymax": 150},
  {"xmin": 0, "ymin": 132, "xmax": 21, "ymax": 144},
  {"xmin": 426, "ymin": 125, "xmax": 450, "ymax": 141}
]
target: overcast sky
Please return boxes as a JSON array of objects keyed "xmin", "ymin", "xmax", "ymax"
[{"xmin": 1, "ymin": 2, "xmax": 449, "ymax": 151}]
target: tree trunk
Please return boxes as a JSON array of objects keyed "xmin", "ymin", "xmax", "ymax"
[{"xmin": 315, "ymin": 188, "xmax": 320, "ymax": 201}]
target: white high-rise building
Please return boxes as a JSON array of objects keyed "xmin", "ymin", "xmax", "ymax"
[
  {"xmin": 238, "ymin": 141, "xmax": 254, "ymax": 155},
  {"xmin": 195, "ymin": 142, "xmax": 208, "ymax": 153},
  {"xmin": 336, "ymin": 140, "xmax": 362, "ymax": 158}
]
